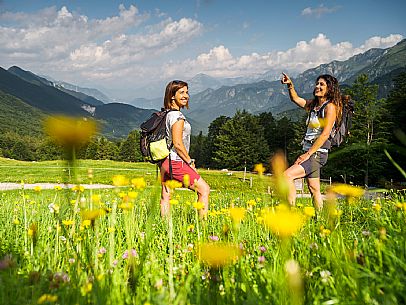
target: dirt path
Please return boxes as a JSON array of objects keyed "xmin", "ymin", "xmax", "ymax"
[{"xmin": 0, "ymin": 182, "xmax": 115, "ymax": 191}]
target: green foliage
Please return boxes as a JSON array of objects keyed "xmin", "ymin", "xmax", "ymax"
[
  {"xmin": 213, "ymin": 111, "xmax": 270, "ymax": 170},
  {"xmin": 118, "ymin": 130, "xmax": 143, "ymax": 162},
  {"xmin": 190, "ymin": 131, "xmax": 209, "ymax": 168},
  {"xmin": 203, "ymin": 116, "xmax": 231, "ymax": 168},
  {"xmin": 345, "ymin": 74, "xmax": 389, "ymax": 146},
  {"xmin": 385, "ymin": 72, "xmax": 406, "ymax": 144},
  {"xmin": 0, "ymin": 90, "xmax": 44, "ymax": 136},
  {"xmin": 323, "ymin": 74, "xmax": 402, "ymax": 186}
]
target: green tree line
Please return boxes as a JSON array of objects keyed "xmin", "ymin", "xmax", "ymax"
[{"xmin": 1, "ymin": 73, "xmax": 405, "ymax": 187}]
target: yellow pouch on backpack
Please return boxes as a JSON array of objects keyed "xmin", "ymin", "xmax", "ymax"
[{"xmin": 150, "ymin": 138, "xmax": 170, "ymax": 161}]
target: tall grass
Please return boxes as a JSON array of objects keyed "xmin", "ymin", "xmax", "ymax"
[{"xmin": 0, "ymin": 159, "xmax": 405, "ymax": 304}]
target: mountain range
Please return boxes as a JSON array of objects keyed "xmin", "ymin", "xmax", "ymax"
[
  {"xmin": 0, "ymin": 66, "xmax": 155, "ymax": 138},
  {"xmin": 184, "ymin": 39, "xmax": 406, "ymax": 131},
  {"xmin": 0, "ymin": 39, "xmax": 405, "ymax": 138},
  {"xmin": 128, "ymin": 39, "xmax": 406, "ymax": 132}
]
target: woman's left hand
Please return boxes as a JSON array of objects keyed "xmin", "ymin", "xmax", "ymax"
[{"xmin": 295, "ymin": 152, "xmax": 310, "ymax": 165}]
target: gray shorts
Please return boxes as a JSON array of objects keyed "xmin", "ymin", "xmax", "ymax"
[{"xmin": 300, "ymin": 151, "xmax": 328, "ymax": 178}]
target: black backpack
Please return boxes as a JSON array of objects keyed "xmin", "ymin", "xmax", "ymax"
[
  {"xmin": 139, "ymin": 109, "xmax": 173, "ymax": 163},
  {"xmin": 316, "ymin": 97, "xmax": 355, "ymax": 147},
  {"xmin": 330, "ymin": 97, "xmax": 355, "ymax": 146}
]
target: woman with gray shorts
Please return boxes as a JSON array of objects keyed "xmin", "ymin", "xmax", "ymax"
[{"xmin": 281, "ymin": 73, "xmax": 343, "ymax": 210}]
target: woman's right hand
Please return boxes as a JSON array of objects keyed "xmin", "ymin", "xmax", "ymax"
[{"xmin": 281, "ymin": 72, "xmax": 292, "ymax": 86}]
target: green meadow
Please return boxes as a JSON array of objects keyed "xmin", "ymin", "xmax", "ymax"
[{"xmin": 0, "ymin": 158, "xmax": 405, "ymax": 305}]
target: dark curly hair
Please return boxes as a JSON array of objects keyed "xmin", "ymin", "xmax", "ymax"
[{"xmin": 310, "ymin": 74, "xmax": 343, "ymax": 122}]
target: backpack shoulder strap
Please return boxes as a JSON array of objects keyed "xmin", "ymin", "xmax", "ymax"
[{"xmin": 316, "ymin": 100, "xmax": 332, "ymax": 118}]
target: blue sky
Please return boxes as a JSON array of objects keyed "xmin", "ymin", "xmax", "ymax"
[{"xmin": 0, "ymin": 0, "xmax": 405, "ymax": 100}]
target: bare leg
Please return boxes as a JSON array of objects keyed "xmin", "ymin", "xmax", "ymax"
[
  {"xmin": 190, "ymin": 177, "xmax": 210, "ymax": 217},
  {"xmin": 307, "ymin": 177, "xmax": 323, "ymax": 210},
  {"xmin": 160, "ymin": 166, "xmax": 170, "ymax": 217},
  {"xmin": 284, "ymin": 164, "xmax": 306, "ymax": 206}
]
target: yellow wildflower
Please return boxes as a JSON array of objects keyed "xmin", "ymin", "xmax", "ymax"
[
  {"xmin": 193, "ymin": 202, "xmax": 205, "ymax": 210},
  {"xmin": 131, "ymin": 177, "xmax": 146, "ymax": 189},
  {"xmin": 331, "ymin": 209, "xmax": 342, "ymax": 217},
  {"xmin": 128, "ymin": 191, "xmax": 138, "ymax": 199},
  {"xmin": 81, "ymin": 209, "xmax": 105, "ymax": 221},
  {"xmin": 304, "ymin": 206, "xmax": 316, "ymax": 217},
  {"xmin": 54, "ymin": 185, "xmax": 62, "ymax": 191},
  {"xmin": 62, "ymin": 220, "xmax": 75, "ymax": 226},
  {"xmin": 263, "ymin": 208, "xmax": 305, "ymax": 238},
  {"xmin": 13, "ymin": 218, "xmax": 20, "ymax": 225},
  {"xmin": 72, "ymin": 185, "xmax": 85, "ymax": 192},
  {"xmin": 271, "ymin": 152, "xmax": 288, "ymax": 176},
  {"xmin": 198, "ymin": 242, "xmax": 241, "ymax": 268},
  {"xmin": 169, "ymin": 199, "xmax": 179, "ymax": 205},
  {"xmin": 165, "ymin": 180, "xmax": 183, "ymax": 190},
  {"xmin": 372, "ymin": 203, "xmax": 381, "ymax": 212},
  {"xmin": 81, "ymin": 282, "xmax": 93, "ymax": 296},
  {"xmin": 229, "ymin": 207, "xmax": 246, "ymax": 223},
  {"xmin": 183, "ymin": 174, "xmax": 190, "ymax": 188},
  {"xmin": 91, "ymin": 194, "xmax": 101, "ymax": 203},
  {"xmin": 271, "ymin": 152, "xmax": 289, "ymax": 202},
  {"xmin": 82, "ymin": 220, "xmax": 91, "ymax": 228},
  {"xmin": 28, "ymin": 223, "xmax": 37, "ymax": 238},
  {"xmin": 108, "ymin": 227, "xmax": 115, "ymax": 233},
  {"xmin": 37, "ymin": 294, "xmax": 58, "ymax": 304},
  {"xmin": 254, "ymin": 163, "xmax": 265, "ymax": 175},
  {"xmin": 118, "ymin": 202, "xmax": 134, "ymax": 210},
  {"xmin": 379, "ymin": 227, "xmax": 387, "ymax": 240},
  {"xmin": 44, "ymin": 116, "xmax": 97, "ymax": 149},
  {"xmin": 247, "ymin": 199, "xmax": 257, "ymax": 207},
  {"xmin": 33, "ymin": 186, "xmax": 42, "ymax": 192},
  {"xmin": 208, "ymin": 211, "xmax": 216, "ymax": 217},
  {"xmin": 112, "ymin": 175, "xmax": 129, "ymax": 187},
  {"xmin": 256, "ymin": 216, "xmax": 264, "ymax": 223},
  {"xmin": 329, "ymin": 183, "xmax": 365, "ymax": 198},
  {"xmin": 187, "ymin": 224, "xmax": 195, "ymax": 232},
  {"xmin": 320, "ymin": 226, "xmax": 331, "ymax": 237},
  {"xmin": 322, "ymin": 229, "xmax": 331, "ymax": 236}
]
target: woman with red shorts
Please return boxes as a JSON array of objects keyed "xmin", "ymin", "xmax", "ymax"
[{"xmin": 159, "ymin": 80, "xmax": 210, "ymax": 217}]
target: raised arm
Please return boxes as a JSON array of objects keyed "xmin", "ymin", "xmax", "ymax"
[{"xmin": 281, "ymin": 72, "xmax": 308, "ymax": 109}]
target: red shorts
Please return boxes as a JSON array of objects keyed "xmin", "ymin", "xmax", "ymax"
[{"xmin": 160, "ymin": 158, "xmax": 201, "ymax": 187}]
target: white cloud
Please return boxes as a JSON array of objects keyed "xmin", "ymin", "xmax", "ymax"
[
  {"xmin": 166, "ymin": 33, "xmax": 403, "ymax": 79},
  {"xmin": 0, "ymin": 4, "xmax": 403, "ymax": 99},
  {"xmin": 354, "ymin": 34, "xmax": 404, "ymax": 53},
  {"xmin": 301, "ymin": 4, "xmax": 340, "ymax": 18},
  {"xmin": 0, "ymin": 5, "xmax": 202, "ymax": 87}
]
